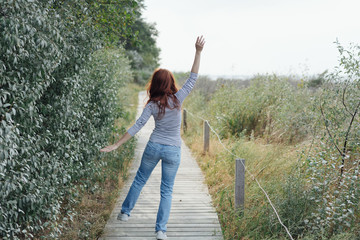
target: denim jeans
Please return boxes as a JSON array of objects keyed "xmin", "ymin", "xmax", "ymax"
[{"xmin": 121, "ymin": 141, "xmax": 181, "ymax": 232}]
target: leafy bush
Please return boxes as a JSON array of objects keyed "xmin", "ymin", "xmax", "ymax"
[
  {"xmin": 0, "ymin": 1, "xmax": 133, "ymax": 239},
  {"xmin": 207, "ymin": 74, "xmax": 315, "ymax": 143},
  {"xmin": 302, "ymin": 42, "xmax": 360, "ymax": 238}
]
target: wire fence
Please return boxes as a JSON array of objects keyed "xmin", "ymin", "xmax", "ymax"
[{"xmin": 184, "ymin": 108, "xmax": 295, "ymax": 240}]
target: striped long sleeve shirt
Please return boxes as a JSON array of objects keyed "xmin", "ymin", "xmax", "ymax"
[{"xmin": 127, "ymin": 72, "xmax": 198, "ymax": 147}]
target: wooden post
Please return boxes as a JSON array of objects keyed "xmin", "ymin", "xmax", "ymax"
[
  {"xmin": 183, "ymin": 109, "xmax": 187, "ymax": 133},
  {"xmin": 203, "ymin": 120, "xmax": 210, "ymax": 152},
  {"xmin": 235, "ymin": 158, "xmax": 245, "ymax": 209}
]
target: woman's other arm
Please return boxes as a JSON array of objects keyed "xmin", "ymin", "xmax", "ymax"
[
  {"xmin": 100, "ymin": 132, "xmax": 132, "ymax": 152},
  {"xmin": 100, "ymin": 103, "xmax": 152, "ymax": 152}
]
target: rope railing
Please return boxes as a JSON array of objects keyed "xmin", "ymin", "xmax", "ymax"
[{"xmin": 183, "ymin": 108, "xmax": 295, "ymax": 240}]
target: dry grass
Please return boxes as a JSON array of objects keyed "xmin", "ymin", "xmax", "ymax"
[
  {"xmin": 57, "ymin": 159, "xmax": 133, "ymax": 240},
  {"xmin": 182, "ymin": 124, "xmax": 304, "ymax": 239}
]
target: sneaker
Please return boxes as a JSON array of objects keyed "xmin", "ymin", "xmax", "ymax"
[
  {"xmin": 117, "ymin": 213, "xmax": 129, "ymax": 222},
  {"xmin": 156, "ymin": 231, "xmax": 167, "ymax": 240}
]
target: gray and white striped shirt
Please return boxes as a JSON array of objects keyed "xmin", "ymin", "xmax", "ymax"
[{"xmin": 127, "ymin": 72, "xmax": 198, "ymax": 147}]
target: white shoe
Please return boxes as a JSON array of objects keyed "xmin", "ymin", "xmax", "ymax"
[
  {"xmin": 156, "ymin": 231, "xmax": 167, "ymax": 240},
  {"xmin": 117, "ymin": 213, "xmax": 129, "ymax": 222}
]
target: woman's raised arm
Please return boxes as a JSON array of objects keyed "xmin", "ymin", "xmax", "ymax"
[
  {"xmin": 174, "ymin": 36, "xmax": 206, "ymax": 103},
  {"xmin": 190, "ymin": 36, "xmax": 205, "ymax": 74}
]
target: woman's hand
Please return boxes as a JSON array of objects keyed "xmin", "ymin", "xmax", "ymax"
[
  {"xmin": 195, "ymin": 35, "xmax": 205, "ymax": 53},
  {"xmin": 191, "ymin": 35, "xmax": 205, "ymax": 74},
  {"xmin": 100, "ymin": 132, "xmax": 132, "ymax": 153},
  {"xmin": 100, "ymin": 144, "xmax": 119, "ymax": 152}
]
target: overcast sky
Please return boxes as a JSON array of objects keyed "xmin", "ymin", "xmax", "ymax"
[{"xmin": 142, "ymin": 0, "xmax": 360, "ymax": 78}]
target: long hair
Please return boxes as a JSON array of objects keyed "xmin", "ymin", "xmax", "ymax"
[{"xmin": 146, "ymin": 68, "xmax": 180, "ymax": 118}]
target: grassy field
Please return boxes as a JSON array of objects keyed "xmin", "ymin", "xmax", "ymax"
[
  {"xmin": 182, "ymin": 108, "xmax": 304, "ymax": 239},
  {"xmin": 180, "ymin": 69, "xmax": 359, "ymax": 240}
]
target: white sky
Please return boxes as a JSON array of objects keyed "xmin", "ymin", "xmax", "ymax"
[{"xmin": 142, "ymin": 0, "xmax": 360, "ymax": 78}]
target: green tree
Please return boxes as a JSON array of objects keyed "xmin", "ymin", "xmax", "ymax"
[
  {"xmin": 52, "ymin": 0, "xmax": 142, "ymax": 45},
  {"xmin": 304, "ymin": 42, "xmax": 360, "ymax": 237},
  {"xmin": 73, "ymin": 0, "xmax": 161, "ymax": 83},
  {"xmin": 125, "ymin": 18, "xmax": 160, "ymax": 83}
]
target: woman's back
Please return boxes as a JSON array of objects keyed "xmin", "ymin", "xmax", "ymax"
[
  {"xmin": 127, "ymin": 72, "xmax": 198, "ymax": 147},
  {"xmin": 149, "ymin": 98, "xmax": 182, "ymax": 146}
]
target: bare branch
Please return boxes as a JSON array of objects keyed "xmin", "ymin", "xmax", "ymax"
[
  {"xmin": 342, "ymin": 99, "xmax": 360, "ymax": 159},
  {"xmin": 342, "ymin": 84, "xmax": 354, "ymax": 116},
  {"xmin": 320, "ymin": 102, "xmax": 343, "ymax": 157}
]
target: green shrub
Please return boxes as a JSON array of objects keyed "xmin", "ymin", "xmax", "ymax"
[
  {"xmin": 207, "ymin": 74, "xmax": 315, "ymax": 143},
  {"xmin": 302, "ymin": 42, "xmax": 360, "ymax": 238},
  {"xmin": 0, "ymin": 1, "xmax": 133, "ymax": 239}
]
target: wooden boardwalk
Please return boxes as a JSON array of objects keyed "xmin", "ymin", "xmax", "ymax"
[{"xmin": 99, "ymin": 91, "xmax": 223, "ymax": 240}]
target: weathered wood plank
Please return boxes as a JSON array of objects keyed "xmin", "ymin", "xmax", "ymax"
[
  {"xmin": 100, "ymin": 237, "xmax": 223, "ymax": 240},
  {"xmin": 99, "ymin": 91, "xmax": 223, "ymax": 240},
  {"xmin": 107, "ymin": 219, "xmax": 221, "ymax": 225},
  {"xmin": 105, "ymin": 223, "xmax": 221, "ymax": 228},
  {"xmin": 103, "ymin": 231, "xmax": 222, "ymax": 237},
  {"xmin": 104, "ymin": 227, "xmax": 222, "ymax": 233}
]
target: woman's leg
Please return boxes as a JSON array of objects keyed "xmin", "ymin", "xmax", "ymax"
[
  {"xmin": 121, "ymin": 141, "xmax": 160, "ymax": 216},
  {"xmin": 155, "ymin": 145, "xmax": 181, "ymax": 232}
]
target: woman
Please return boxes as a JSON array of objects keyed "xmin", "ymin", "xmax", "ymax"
[{"xmin": 100, "ymin": 36, "xmax": 205, "ymax": 240}]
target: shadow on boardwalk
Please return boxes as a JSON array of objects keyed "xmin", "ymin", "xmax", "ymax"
[{"xmin": 99, "ymin": 91, "xmax": 223, "ymax": 240}]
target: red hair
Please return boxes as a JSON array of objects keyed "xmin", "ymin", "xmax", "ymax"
[{"xmin": 147, "ymin": 68, "xmax": 180, "ymax": 118}]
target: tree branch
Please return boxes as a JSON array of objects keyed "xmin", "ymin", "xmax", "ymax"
[
  {"xmin": 342, "ymin": 99, "xmax": 360, "ymax": 167},
  {"xmin": 320, "ymin": 102, "xmax": 343, "ymax": 158},
  {"xmin": 342, "ymin": 84, "xmax": 354, "ymax": 117}
]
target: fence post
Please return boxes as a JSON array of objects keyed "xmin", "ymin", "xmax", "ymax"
[
  {"xmin": 203, "ymin": 120, "xmax": 210, "ymax": 152},
  {"xmin": 183, "ymin": 109, "xmax": 187, "ymax": 133},
  {"xmin": 235, "ymin": 158, "xmax": 245, "ymax": 210}
]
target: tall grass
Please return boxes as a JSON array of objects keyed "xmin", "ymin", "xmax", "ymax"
[
  {"xmin": 182, "ymin": 116, "xmax": 308, "ymax": 239},
  {"xmin": 180, "ymin": 43, "xmax": 360, "ymax": 239}
]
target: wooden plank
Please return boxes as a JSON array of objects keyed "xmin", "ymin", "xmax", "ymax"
[
  {"xmin": 107, "ymin": 219, "xmax": 220, "ymax": 225},
  {"xmin": 100, "ymin": 237, "xmax": 223, "ymax": 240},
  {"xmin": 105, "ymin": 223, "xmax": 221, "ymax": 228},
  {"xmin": 113, "ymin": 209, "xmax": 217, "ymax": 213},
  {"xmin": 104, "ymin": 227, "xmax": 222, "ymax": 233},
  {"xmin": 114, "ymin": 206, "xmax": 216, "ymax": 209},
  {"xmin": 103, "ymin": 231, "xmax": 222, "ymax": 237},
  {"xmin": 108, "ymin": 214, "xmax": 219, "ymax": 219},
  {"xmin": 99, "ymin": 91, "xmax": 223, "ymax": 240}
]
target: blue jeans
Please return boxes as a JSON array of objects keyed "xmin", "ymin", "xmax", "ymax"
[{"xmin": 121, "ymin": 141, "xmax": 181, "ymax": 232}]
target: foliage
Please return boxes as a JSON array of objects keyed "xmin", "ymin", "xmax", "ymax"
[
  {"xmin": 51, "ymin": 0, "xmax": 143, "ymax": 46},
  {"xmin": 181, "ymin": 42, "xmax": 360, "ymax": 239},
  {"xmin": 302, "ymin": 42, "xmax": 360, "ymax": 238},
  {"xmin": 207, "ymin": 74, "xmax": 315, "ymax": 143},
  {"xmin": 0, "ymin": 0, "xmax": 133, "ymax": 239},
  {"xmin": 175, "ymin": 72, "xmax": 250, "ymax": 101},
  {"xmin": 53, "ymin": 0, "xmax": 160, "ymax": 84},
  {"xmin": 55, "ymin": 83, "xmax": 140, "ymax": 240},
  {"xmin": 306, "ymin": 71, "xmax": 327, "ymax": 89},
  {"xmin": 125, "ymin": 18, "xmax": 160, "ymax": 84},
  {"xmin": 85, "ymin": 0, "xmax": 142, "ymax": 45}
]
